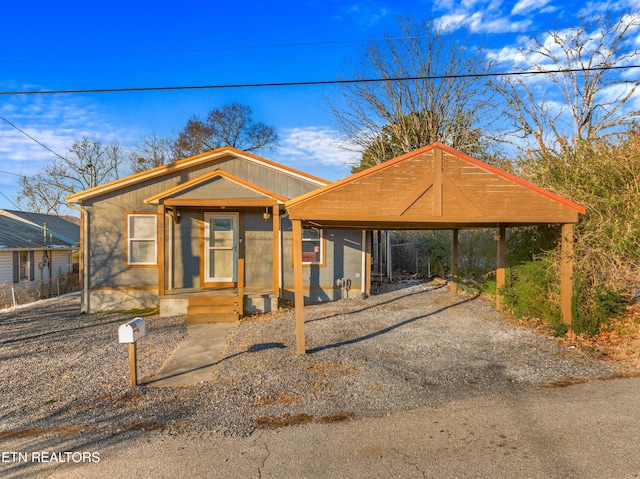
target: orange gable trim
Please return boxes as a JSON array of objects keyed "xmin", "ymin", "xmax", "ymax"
[
  {"xmin": 285, "ymin": 142, "xmax": 586, "ymax": 215},
  {"xmin": 144, "ymin": 169, "xmax": 288, "ymax": 205},
  {"xmin": 67, "ymin": 146, "xmax": 328, "ymax": 203}
]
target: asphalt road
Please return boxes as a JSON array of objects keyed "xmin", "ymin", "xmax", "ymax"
[{"xmin": 5, "ymin": 376, "xmax": 640, "ymax": 479}]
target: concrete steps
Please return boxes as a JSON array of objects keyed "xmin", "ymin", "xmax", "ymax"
[{"xmin": 185, "ymin": 294, "xmax": 241, "ymax": 323}]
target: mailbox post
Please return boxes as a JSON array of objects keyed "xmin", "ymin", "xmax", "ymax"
[{"xmin": 118, "ymin": 317, "xmax": 146, "ymax": 387}]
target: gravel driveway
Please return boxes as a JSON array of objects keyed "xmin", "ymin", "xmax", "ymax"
[{"xmin": 0, "ymin": 283, "xmax": 631, "ymax": 443}]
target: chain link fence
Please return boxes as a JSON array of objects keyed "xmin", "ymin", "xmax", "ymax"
[
  {"xmin": 0, "ymin": 272, "xmax": 81, "ymax": 310},
  {"xmin": 389, "ymin": 242, "xmax": 436, "ymax": 280}
]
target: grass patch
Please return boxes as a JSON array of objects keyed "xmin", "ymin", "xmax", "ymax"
[
  {"xmin": 255, "ymin": 413, "xmax": 314, "ymax": 429},
  {"xmin": 254, "ymin": 412, "xmax": 357, "ymax": 429}
]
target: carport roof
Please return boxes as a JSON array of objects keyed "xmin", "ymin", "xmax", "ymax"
[{"xmin": 285, "ymin": 143, "xmax": 585, "ymax": 229}]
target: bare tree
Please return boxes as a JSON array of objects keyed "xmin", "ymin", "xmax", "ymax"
[
  {"xmin": 492, "ymin": 12, "xmax": 640, "ymax": 157},
  {"xmin": 330, "ymin": 17, "xmax": 496, "ymax": 171},
  {"xmin": 17, "ymin": 174, "xmax": 67, "ymax": 215},
  {"xmin": 173, "ymin": 102, "xmax": 278, "ymax": 158},
  {"xmin": 129, "ymin": 133, "xmax": 174, "ymax": 173},
  {"xmin": 18, "ymin": 137, "xmax": 123, "ymax": 214}
]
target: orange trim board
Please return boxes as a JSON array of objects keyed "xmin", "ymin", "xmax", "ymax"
[
  {"xmin": 67, "ymin": 146, "xmax": 328, "ymax": 203},
  {"xmin": 90, "ymin": 286, "xmax": 157, "ymax": 291},
  {"xmin": 285, "ymin": 143, "xmax": 586, "ymax": 215}
]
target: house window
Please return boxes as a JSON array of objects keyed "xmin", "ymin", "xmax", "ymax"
[
  {"xmin": 302, "ymin": 228, "xmax": 323, "ymax": 264},
  {"xmin": 13, "ymin": 251, "xmax": 35, "ymax": 283},
  {"xmin": 19, "ymin": 251, "xmax": 29, "ymax": 280},
  {"xmin": 128, "ymin": 214, "xmax": 157, "ymax": 265}
]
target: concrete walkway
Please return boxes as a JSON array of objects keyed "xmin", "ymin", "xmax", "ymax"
[{"xmin": 147, "ymin": 322, "xmax": 237, "ymax": 387}]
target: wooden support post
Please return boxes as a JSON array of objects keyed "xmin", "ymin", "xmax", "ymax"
[
  {"xmin": 272, "ymin": 205, "xmax": 280, "ymax": 296},
  {"xmin": 157, "ymin": 205, "xmax": 165, "ymax": 297},
  {"xmin": 365, "ymin": 230, "xmax": 372, "ymax": 297},
  {"xmin": 238, "ymin": 212, "xmax": 245, "ymax": 316},
  {"xmin": 561, "ymin": 223, "xmax": 575, "ymax": 326},
  {"xmin": 292, "ymin": 219, "xmax": 306, "ymax": 355},
  {"xmin": 128, "ymin": 343, "xmax": 138, "ymax": 388},
  {"xmin": 450, "ymin": 229, "xmax": 459, "ymax": 293},
  {"xmin": 496, "ymin": 224, "xmax": 507, "ymax": 311}
]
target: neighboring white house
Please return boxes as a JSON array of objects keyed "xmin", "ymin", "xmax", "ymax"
[{"xmin": 0, "ymin": 210, "xmax": 79, "ymax": 301}]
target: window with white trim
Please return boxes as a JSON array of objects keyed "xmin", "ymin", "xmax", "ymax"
[
  {"xmin": 302, "ymin": 228, "xmax": 323, "ymax": 265},
  {"xmin": 128, "ymin": 214, "xmax": 157, "ymax": 265},
  {"xmin": 13, "ymin": 251, "xmax": 34, "ymax": 283}
]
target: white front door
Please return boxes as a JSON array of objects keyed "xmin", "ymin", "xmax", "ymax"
[{"xmin": 204, "ymin": 213, "xmax": 238, "ymax": 283}]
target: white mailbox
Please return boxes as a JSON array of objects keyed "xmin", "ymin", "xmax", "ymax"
[{"xmin": 118, "ymin": 317, "xmax": 146, "ymax": 343}]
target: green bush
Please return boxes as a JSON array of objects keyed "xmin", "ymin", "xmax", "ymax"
[
  {"xmin": 502, "ymin": 258, "xmax": 566, "ymax": 336},
  {"xmin": 572, "ymin": 279, "xmax": 627, "ymax": 336},
  {"xmin": 502, "ymin": 259, "xmax": 628, "ymax": 337}
]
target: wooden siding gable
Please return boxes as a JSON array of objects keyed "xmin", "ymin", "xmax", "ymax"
[
  {"xmin": 286, "ymin": 143, "xmax": 586, "ymax": 226},
  {"xmin": 67, "ymin": 146, "xmax": 327, "ymax": 205},
  {"xmin": 145, "ymin": 170, "xmax": 288, "ymax": 205}
]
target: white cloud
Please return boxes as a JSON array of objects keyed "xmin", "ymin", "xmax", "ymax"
[
  {"xmin": 274, "ymin": 126, "xmax": 359, "ymax": 179},
  {"xmin": 487, "ymin": 45, "xmax": 529, "ymax": 65},
  {"xmin": 434, "ymin": 1, "xmax": 533, "ymax": 33},
  {"xmin": 511, "ymin": 0, "xmax": 552, "ymax": 16},
  {"xmin": 580, "ymin": 0, "xmax": 640, "ymax": 17},
  {"xmin": 0, "ymin": 92, "xmax": 133, "ymax": 206}
]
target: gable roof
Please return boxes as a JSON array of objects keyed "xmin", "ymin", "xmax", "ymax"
[
  {"xmin": 286, "ymin": 143, "xmax": 585, "ymax": 229},
  {"xmin": 144, "ymin": 169, "xmax": 288, "ymax": 205},
  {"xmin": 66, "ymin": 146, "xmax": 328, "ymax": 204},
  {"xmin": 0, "ymin": 210, "xmax": 79, "ymax": 250}
]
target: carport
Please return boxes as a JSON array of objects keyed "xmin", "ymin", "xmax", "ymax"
[{"xmin": 285, "ymin": 143, "xmax": 586, "ymax": 354}]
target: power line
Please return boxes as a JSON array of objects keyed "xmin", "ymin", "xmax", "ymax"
[
  {"xmin": 0, "ymin": 31, "xmax": 536, "ymax": 64},
  {"xmin": 0, "ymin": 168, "xmax": 28, "ymax": 178},
  {"xmin": 0, "ymin": 64, "xmax": 638, "ymax": 96},
  {"xmin": 0, "ymin": 190, "xmax": 23, "ymax": 211},
  {"xmin": 0, "ymin": 116, "xmax": 66, "ymax": 160}
]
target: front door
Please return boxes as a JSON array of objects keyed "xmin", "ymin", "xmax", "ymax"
[{"xmin": 204, "ymin": 212, "xmax": 238, "ymax": 283}]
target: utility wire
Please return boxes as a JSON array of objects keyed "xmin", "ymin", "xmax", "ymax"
[
  {"xmin": 0, "ymin": 168, "xmax": 27, "ymax": 178},
  {"xmin": 0, "ymin": 116, "xmax": 66, "ymax": 160},
  {"xmin": 0, "ymin": 31, "xmax": 535, "ymax": 64},
  {"xmin": 0, "ymin": 190, "xmax": 22, "ymax": 210},
  {"xmin": 0, "ymin": 64, "xmax": 637, "ymax": 96}
]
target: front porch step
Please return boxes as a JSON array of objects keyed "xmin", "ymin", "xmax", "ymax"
[
  {"xmin": 186, "ymin": 312, "xmax": 239, "ymax": 323},
  {"xmin": 185, "ymin": 294, "xmax": 241, "ymax": 323}
]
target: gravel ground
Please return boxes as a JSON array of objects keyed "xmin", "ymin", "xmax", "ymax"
[{"xmin": 0, "ymin": 282, "xmax": 633, "ymax": 444}]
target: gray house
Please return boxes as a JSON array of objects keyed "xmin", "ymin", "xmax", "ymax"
[
  {"xmin": 66, "ymin": 147, "xmax": 365, "ymax": 321},
  {"xmin": 0, "ymin": 209, "xmax": 79, "ymax": 298}
]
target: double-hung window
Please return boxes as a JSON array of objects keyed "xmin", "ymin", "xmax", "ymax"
[
  {"xmin": 13, "ymin": 251, "xmax": 34, "ymax": 283},
  {"xmin": 127, "ymin": 214, "xmax": 157, "ymax": 265},
  {"xmin": 302, "ymin": 228, "xmax": 323, "ymax": 265}
]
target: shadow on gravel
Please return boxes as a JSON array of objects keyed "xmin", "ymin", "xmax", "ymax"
[
  {"xmin": 0, "ymin": 318, "xmax": 124, "ymax": 346},
  {"xmin": 306, "ymin": 283, "xmax": 449, "ymax": 325},
  {"xmin": 308, "ymin": 293, "xmax": 480, "ymax": 354}
]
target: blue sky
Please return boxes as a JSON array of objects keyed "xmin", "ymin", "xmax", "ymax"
[{"xmin": 0, "ymin": 0, "xmax": 638, "ymax": 211}]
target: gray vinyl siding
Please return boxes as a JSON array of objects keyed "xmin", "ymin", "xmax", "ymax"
[
  {"xmin": 0, "ymin": 252, "xmax": 12, "ymax": 284},
  {"xmin": 84, "ymin": 154, "xmax": 322, "ymax": 293},
  {"xmin": 281, "ymin": 219, "xmax": 363, "ymax": 302},
  {"xmin": 50, "ymin": 250, "xmax": 73, "ymax": 277},
  {"xmin": 86, "ymin": 202, "xmax": 157, "ymax": 289},
  {"xmin": 244, "ymin": 211, "xmax": 273, "ymax": 288},
  {"xmin": 171, "ymin": 210, "xmax": 201, "ymax": 289},
  {"xmin": 173, "ymin": 176, "xmax": 267, "ymax": 201},
  {"xmin": 86, "ymin": 155, "xmax": 321, "ymax": 207},
  {"xmin": 1, "ymin": 249, "xmax": 75, "ymax": 286}
]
